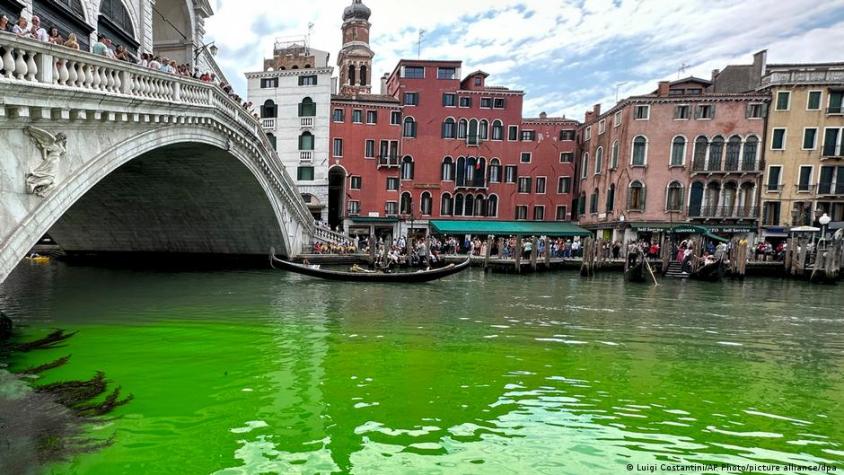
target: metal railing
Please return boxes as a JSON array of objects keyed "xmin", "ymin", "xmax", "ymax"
[
  {"xmin": 692, "ymin": 158, "xmax": 759, "ymax": 173},
  {"xmin": 687, "ymin": 206, "xmax": 760, "ymax": 219},
  {"xmin": 378, "ymin": 155, "xmax": 399, "ymax": 168}
]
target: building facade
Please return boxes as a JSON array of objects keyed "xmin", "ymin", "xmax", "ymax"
[
  {"xmin": 577, "ymin": 78, "xmax": 769, "ymax": 242},
  {"xmin": 246, "ymin": 41, "xmax": 333, "ymax": 221}
]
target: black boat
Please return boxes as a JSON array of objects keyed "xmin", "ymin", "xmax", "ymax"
[
  {"xmin": 624, "ymin": 248, "xmax": 647, "ymax": 283},
  {"xmin": 270, "ymin": 249, "xmax": 471, "ymax": 283},
  {"xmin": 689, "ymin": 258, "xmax": 726, "ymax": 282}
]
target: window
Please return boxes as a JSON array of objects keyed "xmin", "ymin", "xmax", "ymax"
[
  {"xmin": 594, "ymin": 147, "xmax": 603, "ymax": 174},
  {"xmin": 454, "ymin": 194, "xmax": 464, "ymax": 216},
  {"xmin": 520, "ymin": 152, "xmax": 532, "ymax": 163},
  {"xmin": 441, "ymin": 193, "xmax": 453, "ymax": 215},
  {"xmin": 504, "ymin": 166, "xmax": 517, "ymax": 183},
  {"xmin": 390, "ymin": 111, "xmax": 401, "ymax": 125},
  {"xmin": 459, "ymin": 96, "xmax": 472, "ymax": 108},
  {"xmin": 401, "ymin": 156, "xmax": 414, "ymax": 179},
  {"xmin": 366, "ymin": 111, "xmax": 377, "ymax": 124},
  {"xmin": 348, "ymin": 201, "xmax": 360, "ymax": 215},
  {"xmin": 762, "ymin": 202, "xmax": 781, "ymax": 225},
  {"xmin": 803, "ymin": 128, "xmax": 818, "ymax": 150},
  {"xmin": 385, "ymin": 201, "xmax": 398, "ymax": 216},
  {"xmin": 589, "ymin": 189, "xmax": 599, "ymax": 214},
  {"xmin": 518, "ymin": 177, "xmax": 531, "ymax": 193},
  {"xmin": 403, "ymin": 93, "xmax": 419, "ymax": 106},
  {"xmin": 556, "ymin": 206, "xmax": 568, "ymax": 221},
  {"xmin": 584, "ymin": 126, "xmax": 592, "ymax": 141},
  {"xmin": 695, "ymin": 104, "xmax": 715, "ymax": 119},
  {"xmin": 508, "ymin": 126, "xmax": 518, "ymax": 141},
  {"xmin": 536, "ymin": 177, "xmax": 546, "ymax": 194},
  {"xmin": 771, "ymin": 128, "xmax": 786, "ymax": 150},
  {"xmin": 674, "ymin": 105, "xmax": 690, "ymax": 119},
  {"xmin": 480, "ymin": 98, "xmax": 492, "ymax": 108},
  {"xmin": 468, "ymin": 119, "xmax": 479, "ymax": 145},
  {"xmin": 742, "ymin": 136, "xmax": 759, "ymax": 171},
  {"xmin": 487, "ymin": 195, "xmax": 498, "ymax": 217},
  {"xmin": 560, "ymin": 130, "xmax": 575, "ymax": 141},
  {"xmin": 520, "ymin": 130, "xmax": 536, "ymax": 141},
  {"xmin": 818, "ymin": 166, "xmax": 844, "ymax": 194},
  {"xmin": 299, "ymin": 132, "xmax": 314, "ymax": 151},
  {"xmin": 474, "ymin": 76, "xmax": 482, "ymax": 86},
  {"xmin": 746, "ymin": 103, "xmax": 765, "ymax": 118},
  {"xmin": 491, "ymin": 120, "xmax": 504, "ymax": 140},
  {"xmin": 671, "ymin": 136, "xmax": 686, "ymax": 166},
  {"xmin": 807, "ymin": 91, "xmax": 822, "ymax": 110},
  {"xmin": 798, "ymin": 166, "xmax": 813, "ymax": 192},
  {"xmin": 442, "ymin": 93, "xmax": 456, "ymax": 107},
  {"xmin": 261, "ymin": 100, "xmax": 277, "ymax": 118},
  {"xmin": 515, "ymin": 206, "xmax": 528, "ymax": 220},
  {"xmin": 580, "ymin": 153, "xmax": 589, "ymax": 179},
  {"xmin": 297, "ymin": 97, "xmax": 316, "ymax": 117},
  {"xmin": 557, "ymin": 177, "xmax": 571, "ymax": 194},
  {"xmin": 333, "ymin": 108, "xmax": 344, "ymax": 122},
  {"xmin": 606, "ymin": 184, "xmax": 615, "ymax": 212},
  {"xmin": 458, "ymin": 119, "xmax": 468, "ymax": 139},
  {"xmin": 634, "ymin": 105, "xmax": 649, "ymax": 120},
  {"xmin": 350, "ymin": 176, "xmax": 362, "ymax": 189},
  {"xmin": 628, "ymin": 181, "xmax": 645, "ymax": 210},
  {"xmin": 479, "ymin": 120, "xmax": 489, "ymax": 141},
  {"xmin": 494, "ymin": 98, "xmax": 505, "ymax": 109},
  {"xmin": 830, "ymin": 91, "xmax": 844, "ymax": 114},
  {"xmin": 534, "ymin": 206, "xmax": 545, "ymax": 220},
  {"xmin": 666, "ymin": 182, "xmax": 683, "ymax": 211},
  {"xmin": 420, "ymin": 192, "xmax": 432, "ymax": 215},
  {"xmin": 360, "ymin": 66, "xmax": 367, "ymax": 86},
  {"xmin": 260, "ymin": 77, "xmax": 278, "ymax": 88},
  {"xmin": 365, "ymin": 140, "xmax": 375, "ymax": 158},
  {"xmin": 437, "ymin": 67, "xmax": 456, "ymax": 80},
  {"xmin": 708, "ymin": 136, "xmax": 724, "ymax": 171},
  {"xmin": 442, "ymin": 157, "xmax": 454, "ymax": 181},
  {"xmin": 349, "ymin": 65, "xmax": 356, "ymax": 86},
  {"xmin": 598, "ymin": 119, "xmax": 606, "ymax": 134},
  {"xmin": 400, "ymin": 192, "xmax": 412, "ymax": 214},
  {"xmin": 297, "ymin": 166, "xmax": 314, "ymax": 181},
  {"xmin": 298, "ymin": 75, "xmax": 317, "ymax": 86},
  {"xmin": 610, "ymin": 141, "xmax": 619, "ymax": 169},
  {"xmin": 767, "ymin": 166, "xmax": 782, "ymax": 191},
  {"xmin": 403, "ymin": 117, "xmax": 417, "ymax": 138},
  {"xmin": 442, "ymin": 118, "xmax": 456, "ymax": 139},
  {"xmin": 488, "ymin": 159, "xmax": 501, "ymax": 183},
  {"xmin": 823, "ymin": 128, "xmax": 844, "ymax": 157},
  {"xmin": 614, "ymin": 111, "xmax": 622, "ymax": 127},
  {"xmin": 631, "ymin": 136, "xmax": 647, "ymax": 166},
  {"xmin": 776, "ymin": 91, "xmax": 790, "ymax": 111},
  {"xmin": 332, "ymin": 138, "xmax": 343, "ymax": 157},
  {"xmin": 403, "ymin": 66, "xmax": 425, "ymax": 78},
  {"xmin": 387, "ymin": 177, "xmax": 399, "ymax": 190},
  {"xmin": 560, "ymin": 152, "xmax": 573, "ymax": 163},
  {"xmin": 692, "ymin": 136, "xmax": 709, "ymax": 171},
  {"xmin": 352, "ymin": 109, "xmax": 362, "ymax": 123}
]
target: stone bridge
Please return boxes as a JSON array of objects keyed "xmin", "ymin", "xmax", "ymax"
[{"xmin": 0, "ymin": 35, "xmax": 343, "ymax": 284}]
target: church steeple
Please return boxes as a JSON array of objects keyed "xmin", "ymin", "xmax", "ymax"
[{"xmin": 338, "ymin": 0, "xmax": 373, "ymax": 96}]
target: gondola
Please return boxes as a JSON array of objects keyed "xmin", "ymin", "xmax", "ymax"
[
  {"xmin": 269, "ymin": 248, "xmax": 471, "ymax": 283},
  {"xmin": 624, "ymin": 249, "xmax": 647, "ymax": 283},
  {"xmin": 689, "ymin": 258, "xmax": 726, "ymax": 282}
]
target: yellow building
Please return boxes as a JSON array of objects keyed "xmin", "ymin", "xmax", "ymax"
[{"xmin": 759, "ymin": 63, "xmax": 844, "ymax": 234}]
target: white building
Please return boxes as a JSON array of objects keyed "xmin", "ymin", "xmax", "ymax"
[{"xmin": 246, "ymin": 40, "xmax": 333, "ymax": 221}]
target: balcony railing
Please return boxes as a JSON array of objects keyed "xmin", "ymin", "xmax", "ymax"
[
  {"xmin": 692, "ymin": 158, "xmax": 759, "ymax": 174},
  {"xmin": 818, "ymin": 182, "xmax": 844, "ymax": 195},
  {"xmin": 761, "ymin": 70, "xmax": 844, "ymax": 87},
  {"xmin": 300, "ymin": 117, "xmax": 314, "ymax": 127},
  {"xmin": 687, "ymin": 206, "xmax": 760, "ymax": 219},
  {"xmin": 299, "ymin": 151, "xmax": 313, "ymax": 163},
  {"xmin": 377, "ymin": 155, "xmax": 399, "ymax": 168},
  {"xmin": 827, "ymin": 106, "xmax": 843, "ymax": 115},
  {"xmin": 261, "ymin": 118, "xmax": 275, "ymax": 129}
]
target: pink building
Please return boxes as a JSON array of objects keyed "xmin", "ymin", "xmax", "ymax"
[{"xmin": 576, "ymin": 78, "xmax": 770, "ymax": 243}]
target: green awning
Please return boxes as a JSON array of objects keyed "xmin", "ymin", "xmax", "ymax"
[{"xmin": 429, "ymin": 220, "xmax": 591, "ymax": 237}]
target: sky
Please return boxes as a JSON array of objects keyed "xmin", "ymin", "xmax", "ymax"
[{"xmin": 205, "ymin": 0, "xmax": 844, "ymax": 121}]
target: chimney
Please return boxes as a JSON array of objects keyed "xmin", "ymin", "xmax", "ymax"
[
  {"xmin": 657, "ymin": 80, "xmax": 670, "ymax": 97},
  {"xmin": 711, "ymin": 69, "xmax": 720, "ymax": 81},
  {"xmin": 380, "ymin": 73, "xmax": 388, "ymax": 95},
  {"xmin": 585, "ymin": 110, "xmax": 595, "ymax": 123},
  {"xmin": 753, "ymin": 49, "xmax": 768, "ymax": 81},
  {"xmin": 539, "ymin": 111, "xmax": 547, "ymax": 119},
  {"xmin": 593, "ymin": 104, "xmax": 601, "ymax": 116}
]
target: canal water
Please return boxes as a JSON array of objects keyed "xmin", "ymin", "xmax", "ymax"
[{"xmin": 1, "ymin": 262, "xmax": 843, "ymax": 474}]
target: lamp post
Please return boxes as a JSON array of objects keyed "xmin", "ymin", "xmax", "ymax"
[
  {"xmin": 193, "ymin": 42, "xmax": 218, "ymax": 63},
  {"xmin": 819, "ymin": 212, "xmax": 832, "ymax": 245}
]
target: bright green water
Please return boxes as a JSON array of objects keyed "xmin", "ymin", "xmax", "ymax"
[{"xmin": 1, "ymin": 262, "xmax": 843, "ymax": 474}]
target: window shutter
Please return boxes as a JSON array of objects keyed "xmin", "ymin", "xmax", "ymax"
[
  {"xmin": 442, "ymin": 94, "xmax": 447, "ymax": 106},
  {"xmin": 694, "ymin": 106, "xmax": 701, "ymax": 119},
  {"xmin": 745, "ymin": 104, "xmax": 752, "ymax": 118},
  {"xmin": 761, "ymin": 103, "xmax": 769, "ymax": 117},
  {"xmin": 709, "ymin": 105, "xmax": 716, "ymax": 119},
  {"xmin": 640, "ymin": 186, "xmax": 647, "ymax": 210}
]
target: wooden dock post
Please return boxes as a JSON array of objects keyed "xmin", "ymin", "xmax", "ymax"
[
  {"xmin": 514, "ymin": 237, "xmax": 522, "ymax": 273},
  {"xmin": 544, "ymin": 237, "xmax": 551, "ymax": 269},
  {"xmin": 530, "ymin": 237, "xmax": 538, "ymax": 272},
  {"xmin": 484, "ymin": 235, "xmax": 492, "ymax": 271}
]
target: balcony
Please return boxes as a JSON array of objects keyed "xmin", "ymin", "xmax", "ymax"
[
  {"xmin": 828, "ymin": 106, "xmax": 843, "ymax": 115},
  {"xmin": 300, "ymin": 117, "xmax": 314, "ymax": 127},
  {"xmin": 692, "ymin": 158, "xmax": 759, "ymax": 174},
  {"xmin": 377, "ymin": 155, "xmax": 399, "ymax": 168},
  {"xmin": 817, "ymin": 182, "xmax": 844, "ymax": 196},
  {"xmin": 261, "ymin": 118, "xmax": 275, "ymax": 130},
  {"xmin": 299, "ymin": 151, "xmax": 313, "ymax": 163},
  {"xmin": 761, "ymin": 70, "xmax": 844, "ymax": 87},
  {"xmin": 687, "ymin": 206, "xmax": 760, "ymax": 219}
]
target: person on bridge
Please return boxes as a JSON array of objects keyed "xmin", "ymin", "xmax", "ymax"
[
  {"xmin": 0, "ymin": 15, "xmax": 9, "ymax": 32},
  {"xmin": 63, "ymin": 33, "xmax": 80, "ymax": 50},
  {"xmin": 29, "ymin": 15, "xmax": 48, "ymax": 42},
  {"xmin": 47, "ymin": 26, "xmax": 63, "ymax": 45},
  {"xmin": 12, "ymin": 16, "xmax": 28, "ymax": 36}
]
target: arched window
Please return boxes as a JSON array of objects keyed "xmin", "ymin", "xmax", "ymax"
[
  {"xmin": 298, "ymin": 97, "xmax": 316, "ymax": 117},
  {"xmin": 421, "ymin": 192, "xmax": 432, "ymax": 215},
  {"xmin": 441, "ymin": 193, "xmax": 453, "ymax": 216},
  {"xmin": 693, "ymin": 136, "xmax": 708, "ymax": 171},
  {"xmin": 578, "ymin": 191, "xmax": 586, "ymax": 216},
  {"xmin": 492, "ymin": 120, "xmax": 504, "ymax": 140},
  {"xmin": 465, "ymin": 194, "xmax": 475, "ymax": 216},
  {"xmin": 488, "ymin": 158, "xmax": 501, "ymax": 183},
  {"xmin": 704, "ymin": 182, "xmax": 721, "ymax": 216},
  {"xmin": 671, "ymin": 136, "xmax": 686, "ymax": 166},
  {"xmin": 580, "ymin": 152, "xmax": 589, "ymax": 179},
  {"xmin": 631, "ymin": 136, "xmax": 647, "ymax": 166},
  {"xmin": 708, "ymin": 136, "xmax": 724, "ymax": 171},
  {"xmin": 666, "ymin": 181, "xmax": 683, "ymax": 211},
  {"xmin": 742, "ymin": 136, "xmax": 759, "ymax": 171},
  {"xmin": 298, "ymin": 132, "xmax": 314, "ymax": 150},
  {"xmin": 349, "ymin": 65, "xmax": 356, "ymax": 86},
  {"xmin": 441, "ymin": 157, "xmax": 454, "ymax": 181},
  {"xmin": 725, "ymin": 135, "xmax": 741, "ymax": 170},
  {"xmin": 403, "ymin": 117, "xmax": 417, "ymax": 138},
  {"xmin": 628, "ymin": 181, "xmax": 645, "ymax": 210},
  {"xmin": 487, "ymin": 194, "xmax": 498, "ymax": 217},
  {"xmin": 99, "ymin": 0, "xmax": 136, "ymax": 50},
  {"xmin": 590, "ymin": 188, "xmax": 599, "ymax": 213},
  {"xmin": 594, "ymin": 146, "xmax": 604, "ymax": 174},
  {"xmin": 474, "ymin": 158, "xmax": 486, "ymax": 187},
  {"xmin": 454, "ymin": 194, "xmax": 464, "ymax": 216},
  {"xmin": 479, "ymin": 120, "xmax": 489, "ymax": 141},
  {"xmin": 722, "ymin": 182, "xmax": 738, "ymax": 217},
  {"xmin": 457, "ymin": 119, "xmax": 468, "ymax": 139},
  {"xmin": 611, "ymin": 140, "xmax": 619, "ymax": 169},
  {"xmin": 465, "ymin": 157, "xmax": 476, "ymax": 184},
  {"xmin": 456, "ymin": 157, "xmax": 466, "ymax": 186},
  {"xmin": 261, "ymin": 99, "xmax": 277, "ymax": 118},
  {"xmin": 400, "ymin": 192, "xmax": 412, "ymax": 214},
  {"xmin": 475, "ymin": 194, "xmax": 486, "ymax": 217},
  {"xmin": 468, "ymin": 119, "xmax": 479, "ymax": 145},
  {"xmin": 689, "ymin": 181, "xmax": 704, "ymax": 217},
  {"xmin": 606, "ymin": 184, "xmax": 615, "ymax": 212},
  {"xmin": 267, "ymin": 133, "xmax": 277, "ymax": 150},
  {"xmin": 442, "ymin": 118, "xmax": 456, "ymax": 139},
  {"xmin": 360, "ymin": 65, "xmax": 367, "ymax": 86},
  {"xmin": 401, "ymin": 156, "xmax": 414, "ymax": 179}
]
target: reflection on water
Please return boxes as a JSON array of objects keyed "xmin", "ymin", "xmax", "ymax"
[{"xmin": 1, "ymin": 262, "xmax": 843, "ymax": 474}]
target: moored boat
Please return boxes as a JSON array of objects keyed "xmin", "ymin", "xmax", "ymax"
[
  {"xmin": 689, "ymin": 258, "xmax": 726, "ymax": 282},
  {"xmin": 624, "ymin": 247, "xmax": 647, "ymax": 283}
]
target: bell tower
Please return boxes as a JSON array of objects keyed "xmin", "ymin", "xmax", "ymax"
[{"xmin": 337, "ymin": 0, "xmax": 373, "ymax": 96}]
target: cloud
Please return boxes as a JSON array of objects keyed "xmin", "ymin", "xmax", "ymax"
[{"xmin": 204, "ymin": 0, "xmax": 844, "ymax": 120}]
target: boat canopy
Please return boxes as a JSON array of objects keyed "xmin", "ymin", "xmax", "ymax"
[{"xmin": 429, "ymin": 220, "xmax": 591, "ymax": 237}]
